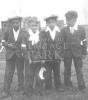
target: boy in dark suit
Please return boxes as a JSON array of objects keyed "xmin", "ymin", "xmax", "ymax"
[
  {"xmin": 42, "ymin": 15, "xmax": 63, "ymax": 90},
  {"xmin": 61, "ymin": 11, "xmax": 87, "ymax": 91},
  {"xmin": 1, "ymin": 17, "xmax": 24, "ymax": 97}
]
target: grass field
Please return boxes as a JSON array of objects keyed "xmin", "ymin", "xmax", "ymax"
[
  {"xmin": 0, "ymin": 51, "xmax": 88, "ymax": 99},
  {"xmin": 0, "ymin": 60, "xmax": 88, "ymax": 100}
]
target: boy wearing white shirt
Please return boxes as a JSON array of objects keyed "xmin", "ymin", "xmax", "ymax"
[
  {"xmin": 1, "ymin": 17, "xmax": 24, "ymax": 98},
  {"xmin": 42, "ymin": 15, "xmax": 63, "ymax": 90},
  {"xmin": 21, "ymin": 17, "xmax": 43, "ymax": 96}
]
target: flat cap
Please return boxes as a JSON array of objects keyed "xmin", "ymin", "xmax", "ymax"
[
  {"xmin": 8, "ymin": 16, "xmax": 22, "ymax": 24},
  {"xmin": 65, "ymin": 10, "xmax": 78, "ymax": 20},
  {"xmin": 44, "ymin": 15, "xmax": 58, "ymax": 22}
]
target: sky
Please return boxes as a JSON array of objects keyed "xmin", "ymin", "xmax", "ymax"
[{"xmin": 0, "ymin": 0, "xmax": 88, "ymax": 27}]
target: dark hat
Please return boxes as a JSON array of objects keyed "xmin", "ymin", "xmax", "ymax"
[
  {"xmin": 65, "ymin": 10, "xmax": 78, "ymax": 21},
  {"xmin": 44, "ymin": 15, "xmax": 58, "ymax": 22},
  {"xmin": 8, "ymin": 16, "xmax": 22, "ymax": 24}
]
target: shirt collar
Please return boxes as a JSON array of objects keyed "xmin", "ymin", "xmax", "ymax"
[
  {"xmin": 66, "ymin": 23, "xmax": 78, "ymax": 30},
  {"xmin": 46, "ymin": 25, "xmax": 60, "ymax": 32},
  {"xmin": 73, "ymin": 23, "xmax": 78, "ymax": 30},
  {"xmin": 45, "ymin": 25, "xmax": 60, "ymax": 40},
  {"xmin": 13, "ymin": 28, "xmax": 20, "ymax": 33},
  {"xmin": 28, "ymin": 29, "xmax": 39, "ymax": 35}
]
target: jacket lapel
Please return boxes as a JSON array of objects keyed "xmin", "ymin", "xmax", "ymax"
[
  {"xmin": 46, "ymin": 31, "xmax": 51, "ymax": 40},
  {"xmin": 47, "ymin": 31, "xmax": 56, "ymax": 41},
  {"xmin": 17, "ymin": 30, "xmax": 21, "ymax": 42},
  {"xmin": 12, "ymin": 29, "xmax": 21, "ymax": 42},
  {"xmin": 54, "ymin": 31, "xmax": 60, "ymax": 40},
  {"xmin": 10, "ymin": 29, "xmax": 15, "ymax": 42}
]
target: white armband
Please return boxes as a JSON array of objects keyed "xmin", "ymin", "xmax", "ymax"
[
  {"xmin": 81, "ymin": 41, "xmax": 83, "ymax": 45},
  {"xmin": 1, "ymin": 40, "xmax": 5, "ymax": 42},
  {"xmin": 82, "ymin": 39, "xmax": 87, "ymax": 42},
  {"xmin": 81, "ymin": 39, "xmax": 87, "ymax": 45},
  {"xmin": 21, "ymin": 44, "xmax": 26, "ymax": 48},
  {"xmin": 1, "ymin": 40, "xmax": 6, "ymax": 46}
]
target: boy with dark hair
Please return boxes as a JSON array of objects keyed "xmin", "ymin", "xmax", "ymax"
[{"xmin": 61, "ymin": 10, "xmax": 87, "ymax": 91}]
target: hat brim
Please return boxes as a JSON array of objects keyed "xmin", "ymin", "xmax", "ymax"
[
  {"xmin": 8, "ymin": 17, "xmax": 22, "ymax": 24},
  {"xmin": 44, "ymin": 15, "xmax": 58, "ymax": 22}
]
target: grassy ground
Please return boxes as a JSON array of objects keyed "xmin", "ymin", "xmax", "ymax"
[{"xmin": 0, "ymin": 58, "xmax": 88, "ymax": 100}]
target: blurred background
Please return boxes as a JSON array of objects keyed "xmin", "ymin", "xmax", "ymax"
[
  {"xmin": 0, "ymin": 0, "xmax": 88, "ymax": 27},
  {"xmin": 0, "ymin": 0, "xmax": 88, "ymax": 59}
]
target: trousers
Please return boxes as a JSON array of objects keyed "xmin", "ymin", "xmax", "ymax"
[
  {"xmin": 64, "ymin": 56, "xmax": 85, "ymax": 89},
  {"xmin": 45, "ymin": 60, "xmax": 61, "ymax": 89},
  {"xmin": 4, "ymin": 54, "xmax": 24, "ymax": 93}
]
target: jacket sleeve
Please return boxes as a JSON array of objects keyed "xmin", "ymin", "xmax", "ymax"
[
  {"xmin": 39, "ymin": 31, "xmax": 47, "ymax": 60},
  {"xmin": 1, "ymin": 30, "xmax": 8, "ymax": 47},
  {"xmin": 21, "ymin": 29, "xmax": 31, "ymax": 60},
  {"xmin": 59, "ymin": 28, "xmax": 66, "ymax": 58},
  {"xmin": 21, "ymin": 29, "xmax": 28, "ymax": 48},
  {"xmin": 80, "ymin": 27, "xmax": 87, "ymax": 55}
]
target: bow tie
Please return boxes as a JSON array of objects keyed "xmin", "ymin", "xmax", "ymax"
[{"xmin": 29, "ymin": 30, "xmax": 39, "ymax": 45}]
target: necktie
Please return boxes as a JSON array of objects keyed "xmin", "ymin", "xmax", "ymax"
[{"xmin": 70, "ymin": 27, "xmax": 74, "ymax": 34}]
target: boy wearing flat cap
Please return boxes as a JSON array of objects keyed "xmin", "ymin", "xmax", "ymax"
[
  {"xmin": 1, "ymin": 17, "xmax": 24, "ymax": 97},
  {"xmin": 61, "ymin": 10, "xmax": 87, "ymax": 91},
  {"xmin": 41, "ymin": 15, "xmax": 63, "ymax": 90},
  {"xmin": 21, "ymin": 17, "xmax": 43, "ymax": 96}
]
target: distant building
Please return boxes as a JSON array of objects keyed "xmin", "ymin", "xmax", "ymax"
[{"xmin": 1, "ymin": 20, "xmax": 10, "ymax": 33}]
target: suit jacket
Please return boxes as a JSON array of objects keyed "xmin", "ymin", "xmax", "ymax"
[
  {"xmin": 41, "ymin": 30, "xmax": 63, "ymax": 60},
  {"xmin": 21, "ymin": 29, "xmax": 42, "ymax": 61},
  {"xmin": 61, "ymin": 26, "xmax": 87, "ymax": 58},
  {"xmin": 2, "ymin": 28, "xmax": 23, "ymax": 60}
]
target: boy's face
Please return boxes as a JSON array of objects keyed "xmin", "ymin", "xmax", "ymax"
[
  {"xmin": 29, "ymin": 22, "xmax": 40, "ymax": 32},
  {"xmin": 66, "ymin": 18, "xmax": 77, "ymax": 27},
  {"xmin": 13, "ymin": 21, "xmax": 20, "ymax": 31},
  {"xmin": 47, "ymin": 20, "xmax": 56, "ymax": 30},
  {"xmin": 30, "ymin": 25, "xmax": 39, "ymax": 32}
]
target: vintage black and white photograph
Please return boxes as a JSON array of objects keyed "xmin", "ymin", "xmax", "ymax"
[{"xmin": 0, "ymin": 0, "xmax": 88, "ymax": 100}]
